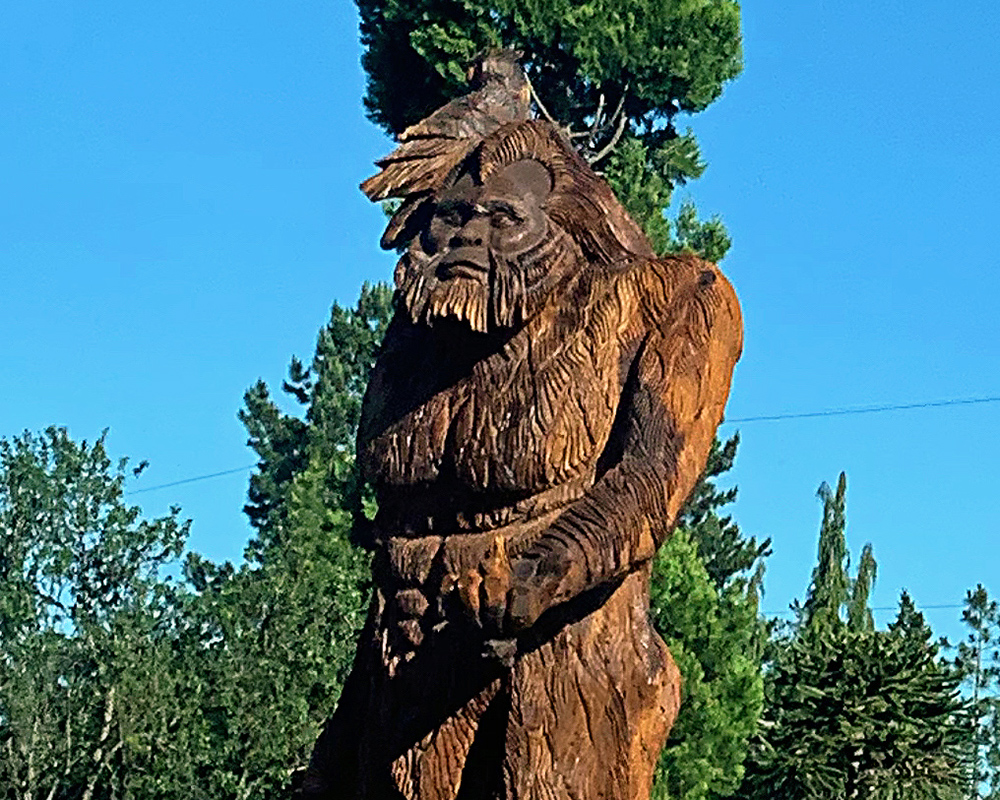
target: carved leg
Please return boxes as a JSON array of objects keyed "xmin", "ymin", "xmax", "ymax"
[{"xmin": 504, "ymin": 568, "xmax": 681, "ymax": 800}]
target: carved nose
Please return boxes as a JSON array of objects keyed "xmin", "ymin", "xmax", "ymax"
[
  {"xmin": 450, "ymin": 217, "xmax": 488, "ymax": 248},
  {"xmin": 450, "ymin": 233, "xmax": 483, "ymax": 247}
]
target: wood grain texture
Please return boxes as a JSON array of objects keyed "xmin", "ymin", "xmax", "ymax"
[{"xmin": 300, "ymin": 56, "xmax": 742, "ymax": 800}]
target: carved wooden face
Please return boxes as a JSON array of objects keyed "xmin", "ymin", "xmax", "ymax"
[
  {"xmin": 421, "ymin": 159, "xmax": 553, "ymax": 279},
  {"xmin": 398, "ymin": 159, "xmax": 570, "ymax": 334}
]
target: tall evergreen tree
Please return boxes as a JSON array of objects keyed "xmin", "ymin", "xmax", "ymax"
[
  {"xmin": 195, "ymin": 283, "xmax": 395, "ymax": 795},
  {"xmin": 227, "ymin": 8, "xmax": 760, "ymax": 795},
  {"xmin": 239, "ymin": 281, "xmax": 393, "ymax": 558},
  {"xmin": 179, "ymin": 458, "xmax": 371, "ymax": 798},
  {"xmin": 678, "ymin": 433, "xmax": 771, "ymax": 592},
  {"xmin": 357, "ymin": 0, "xmax": 740, "ymax": 257},
  {"xmin": 650, "ymin": 528, "xmax": 766, "ymax": 800},
  {"xmin": 801, "ymin": 473, "xmax": 850, "ymax": 634},
  {"xmin": 950, "ymin": 584, "xmax": 1000, "ymax": 799},
  {"xmin": 738, "ymin": 474, "xmax": 970, "ymax": 800}
]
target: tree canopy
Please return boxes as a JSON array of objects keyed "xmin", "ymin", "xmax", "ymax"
[{"xmin": 357, "ymin": 0, "xmax": 741, "ymax": 256}]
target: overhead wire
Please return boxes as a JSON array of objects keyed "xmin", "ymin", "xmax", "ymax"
[
  {"xmin": 124, "ymin": 394, "xmax": 1000, "ymax": 496},
  {"xmin": 725, "ymin": 394, "xmax": 1000, "ymax": 424},
  {"xmin": 765, "ymin": 603, "xmax": 965, "ymax": 616},
  {"xmin": 121, "ymin": 398, "xmax": 992, "ymax": 618},
  {"xmin": 125, "ymin": 465, "xmax": 256, "ymax": 496}
]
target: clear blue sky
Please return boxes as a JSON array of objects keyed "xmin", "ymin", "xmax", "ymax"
[{"xmin": 4, "ymin": 1, "xmax": 998, "ymax": 641}]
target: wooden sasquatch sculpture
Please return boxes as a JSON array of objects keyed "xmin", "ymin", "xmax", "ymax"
[{"xmin": 301, "ymin": 59, "xmax": 743, "ymax": 800}]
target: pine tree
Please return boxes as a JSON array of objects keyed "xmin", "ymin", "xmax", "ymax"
[
  {"xmin": 738, "ymin": 474, "xmax": 970, "ymax": 800},
  {"xmin": 179, "ymin": 283, "xmax": 396, "ymax": 795},
  {"xmin": 649, "ymin": 528, "xmax": 766, "ymax": 800},
  {"xmin": 239, "ymin": 281, "xmax": 393, "ymax": 558},
  {"xmin": 950, "ymin": 584, "xmax": 1000, "ymax": 799},
  {"xmin": 678, "ymin": 433, "xmax": 771, "ymax": 592},
  {"xmin": 221, "ymin": 9, "xmax": 758, "ymax": 793},
  {"xmin": 179, "ymin": 458, "xmax": 371, "ymax": 798}
]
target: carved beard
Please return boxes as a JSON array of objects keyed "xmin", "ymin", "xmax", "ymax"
[{"xmin": 396, "ymin": 224, "xmax": 582, "ymax": 334}]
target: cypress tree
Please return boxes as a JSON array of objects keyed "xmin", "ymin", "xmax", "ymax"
[{"xmin": 738, "ymin": 475, "xmax": 970, "ymax": 800}]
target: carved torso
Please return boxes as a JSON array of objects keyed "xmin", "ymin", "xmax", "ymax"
[
  {"xmin": 359, "ymin": 261, "xmax": 654, "ymax": 538},
  {"xmin": 303, "ymin": 99, "xmax": 743, "ymax": 800}
]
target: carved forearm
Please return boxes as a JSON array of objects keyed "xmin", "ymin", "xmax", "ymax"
[
  {"xmin": 505, "ymin": 451, "xmax": 684, "ymax": 631},
  {"xmin": 504, "ymin": 266, "xmax": 743, "ymax": 632}
]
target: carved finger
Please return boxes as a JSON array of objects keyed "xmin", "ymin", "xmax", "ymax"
[
  {"xmin": 483, "ymin": 637, "xmax": 518, "ymax": 667},
  {"xmin": 481, "ymin": 533, "xmax": 513, "ymax": 629},
  {"xmin": 456, "ymin": 569, "xmax": 483, "ymax": 622},
  {"xmin": 505, "ymin": 548, "xmax": 572, "ymax": 631},
  {"xmin": 506, "ymin": 578, "xmax": 546, "ymax": 632}
]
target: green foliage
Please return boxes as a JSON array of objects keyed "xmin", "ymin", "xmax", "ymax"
[
  {"xmin": 676, "ymin": 433, "xmax": 771, "ymax": 593},
  {"xmin": 738, "ymin": 475, "xmax": 971, "ymax": 800},
  {"xmin": 182, "ymin": 282, "xmax": 395, "ymax": 795},
  {"xmin": 0, "ymin": 427, "xmax": 190, "ymax": 799},
  {"xmin": 646, "ymin": 432, "xmax": 769, "ymax": 799},
  {"xmin": 741, "ymin": 616, "xmax": 969, "ymax": 800},
  {"xmin": 358, "ymin": 0, "xmax": 742, "ymax": 135},
  {"xmin": 178, "ymin": 458, "xmax": 370, "ymax": 798},
  {"xmin": 650, "ymin": 529, "xmax": 766, "ymax": 800},
  {"xmin": 671, "ymin": 199, "xmax": 732, "ymax": 263},
  {"xmin": 357, "ymin": 0, "xmax": 741, "ymax": 259},
  {"xmin": 800, "ymin": 473, "xmax": 851, "ymax": 634},
  {"xmin": 602, "ymin": 132, "xmax": 731, "ymax": 259},
  {"xmin": 0, "ymin": 279, "xmax": 393, "ymax": 798},
  {"xmin": 602, "ymin": 134, "xmax": 675, "ymax": 252},
  {"xmin": 240, "ymin": 281, "xmax": 393, "ymax": 557},
  {"xmin": 948, "ymin": 584, "xmax": 1000, "ymax": 799}
]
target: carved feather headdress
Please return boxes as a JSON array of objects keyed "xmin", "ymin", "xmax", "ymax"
[
  {"xmin": 360, "ymin": 50, "xmax": 532, "ymax": 250},
  {"xmin": 361, "ymin": 50, "xmax": 653, "ymax": 262}
]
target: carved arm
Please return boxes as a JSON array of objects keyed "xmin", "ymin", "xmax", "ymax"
[{"xmin": 503, "ymin": 266, "xmax": 743, "ymax": 632}]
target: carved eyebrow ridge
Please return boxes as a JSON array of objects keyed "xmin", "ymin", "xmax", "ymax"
[
  {"xmin": 434, "ymin": 198, "xmax": 528, "ymax": 221},
  {"xmin": 480, "ymin": 199, "xmax": 526, "ymax": 219}
]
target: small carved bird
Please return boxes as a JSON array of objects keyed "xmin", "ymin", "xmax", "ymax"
[{"xmin": 361, "ymin": 50, "xmax": 532, "ymax": 249}]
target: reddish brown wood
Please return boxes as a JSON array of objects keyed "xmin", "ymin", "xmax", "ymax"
[{"xmin": 301, "ymin": 55, "xmax": 742, "ymax": 800}]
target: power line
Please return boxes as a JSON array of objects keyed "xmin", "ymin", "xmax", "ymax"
[
  {"xmin": 765, "ymin": 603, "xmax": 965, "ymax": 617},
  {"xmin": 124, "ymin": 394, "xmax": 1000, "ymax": 495},
  {"xmin": 726, "ymin": 395, "xmax": 1000, "ymax": 424},
  {"xmin": 125, "ymin": 465, "xmax": 256, "ymax": 496}
]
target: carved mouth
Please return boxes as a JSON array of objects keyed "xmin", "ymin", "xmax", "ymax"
[{"xmin": 438, "ymin": 249, "xmax": 488, "ymax": 280}]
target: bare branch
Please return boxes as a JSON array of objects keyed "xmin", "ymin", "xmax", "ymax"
[
  {"xmin": 81, "ymin": 686, "xmax": 116, "ymax": 800},
  {"xmin": 27, "ymin": 717, "xmax": 38, "ymax": 796},
  {"xmin": 589, "ymin": 105, "xmax": 629, "ymax": 164},
  {"xmin": 34, "ymin": 587, "xmax": 68, "ymax": 614},
  {"xmin": 524, "ymin": 72, "xmax": 558, "ymax": 127},
  {"xmin": 44, "ymin": 705, "xmax": 75, "ymax": 800},
  {"xmin": 607, "ymin": 86, "xmax": 629, "ymax": 131},
  {"xmin": 588, "ymin": 92, "xmax": 606, "ymax": 146}
]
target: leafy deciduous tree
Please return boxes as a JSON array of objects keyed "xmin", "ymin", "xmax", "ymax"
[{"xmin": 0, "ymin": 427, "xmax": 189, "ymax": 800}]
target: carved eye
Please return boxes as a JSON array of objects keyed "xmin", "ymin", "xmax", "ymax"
[
  {"xmin": 490, "ymin": 209, "xmax": 521, "ymax": 229},
  {"xmin": 436, "ymin": 208, "xmax": 464, "ymax": 227}
]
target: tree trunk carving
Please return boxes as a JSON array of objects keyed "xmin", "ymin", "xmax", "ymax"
[{"xmin": 301, "ymin": 52, "xmax": 743, "ymax": 800}]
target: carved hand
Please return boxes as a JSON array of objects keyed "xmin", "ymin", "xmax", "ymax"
[
  {"xmin": 505, "ymin": 548, "xmax": 573, "ymax": 631},
  {"xmin": 452, "ymin": 534, "xmax": 574, "ymax": 637},
  {"xmin": 454, "ymin": 534, "xmax": 513, "ymax": 636}
]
